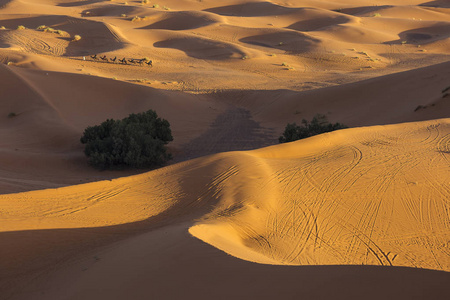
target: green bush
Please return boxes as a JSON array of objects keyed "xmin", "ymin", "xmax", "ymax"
[
  {"xmin": 279, "ymin": 114, "xmax": 347, "ymax": 143},
  {"xmin": 80, "ymin": 110, "xmax": 173, "ymax": 169}
]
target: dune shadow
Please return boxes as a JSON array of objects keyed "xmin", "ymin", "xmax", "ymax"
[
  {"xmin": 336, "ymin": 5, "xmax": 393, "ymax": 16},
  {"xmin": 385, "ymin": 24, "xmax": 450, "ymax": 45},
  {"xmin": 176, "ymin": 108, "xmax": 276, "ymax": 162},
  {"xmin": 139, "ymin": 13, "xmax": 218, "ymax": 31},
  {"xmin": 2, "ymin": 222, "xmax": 450, "ymax": 299},
  {"xmin": 240, "ymin": 31, "xmax": 320, "ymax": 53},
  {"xmin": 419, "ymin": 0, "xmax": 450, "ymax": 8},
  {"xmin": 287, "ymin": 15, "xmax": 351, "ymax": 32},
  {"xmin": 0, "ymin": 0, "xmax": 12, "ymax": 7},
  {"xmin": 57, "ymin": 0, "xmax": 104, "ymax": 7},
  {"xmin": 80, "ymin": 4, "xmax": 139, "ymax": 17},
  {"xmin": 204, "ymin": 2, "xmax": 298, "ymax": 17},
  {"xmin": 0, "ymin": 15, "xmax": 125, "ymax": 56},
  {"xmin": 0, "ymin": 199, "xmax": 206, "ymax": 299},
  {"xmin": 153, "ymin": 36, "xmax": 245, "ymax": 60}
]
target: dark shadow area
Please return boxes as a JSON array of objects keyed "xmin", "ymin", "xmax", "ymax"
[
  {"xmin": 57, "ymin": 0, "xmax": 104, "ymax": 7},
  {"xmin": 0, "ymin": 200, "xmax": 205, "ymax": 299},
  {"xmin": 139, "ymin": 13, "xmax": 217, "ymax": 31},
  {"xmin": 80, "ymin": 4, "xmax": 139, "ymax": 17},
  {"xmin": 1, "ymin": 222, "xmax": 449, "ymax": 299},
  {"xmin": 175, "ymin": 108, "xmax": 276, "ymax": 162},
  {"xmin": 204, "ymin": 1, "xmax": 299, "ymax": 17},
  {"xmin": 335, "ymin": 5, "xmax": 393, "ymax": 16},
  {"xmin": 287, "ymin": 15, "xmax": 351, "ymax": 32},
  {"xmin": 384, "ymin": 24, "xmax": 450, "ymax": 45},
  {"xmin": 0, "ymin": 0, "xmax": 13, "ymax": 7},
  {"xmin": 240, "ymin": 31, "xmax": 320, "ymax": 53},
  {"xmin": 0, "ymin": 15, "xmax": 125, "ymax": 56},
  {"xmin": 419, "ymin": 0, "xmax": 450, "ymax": 8},
  {"xmin": 153, "ymin": 37, "xmax": 245, "ymax": 60}
]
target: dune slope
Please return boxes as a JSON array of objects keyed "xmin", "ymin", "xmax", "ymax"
[{"xmin": 1, "ymin": 119, "xmax": 449, "ymax": 299}]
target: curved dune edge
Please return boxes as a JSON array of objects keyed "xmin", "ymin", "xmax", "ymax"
[
  {"xmin": 1, "ymin": 118, "xmax": 449, "ymax": 273},
  {"xmin": 188, "ymin": 119, "xmax": 450, "ymax": 270},
  {"xmin": 189, "ymin": 221, "xmax": 282, "ymax": 265}
]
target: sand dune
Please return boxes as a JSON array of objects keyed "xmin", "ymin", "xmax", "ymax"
[
  {"xmin": 0, "ymin": 62, "xmax": 228, "ymax": 193},
  {"xmin": 1, "ymin": 0, "xmax": 449, "ymax": 299},
  {"xmin": 142, "ymin": 11, "xmax": 222, "ymax": 31},
  {"xmin": 208, "ymin": 61, "xmax": 450, "ymax": 131},
  {"xmin": 1, "ymin": 59, "xmax": 447, "ymax": 194},
  {"xmin": 154, "ymin": 35, "xmax": 248, "ymax": 60},
  {"xmin": 1, "ymin": 0, "xmax": 449, "ymax": 90},
  {"xmin": 1, "ymin": 119, "xmax": 449, "ymax": 299}
]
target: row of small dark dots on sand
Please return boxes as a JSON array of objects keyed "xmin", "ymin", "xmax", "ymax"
[{"xmin": 85, "ymin": 55, "xmax": 152, "ymax": 66}]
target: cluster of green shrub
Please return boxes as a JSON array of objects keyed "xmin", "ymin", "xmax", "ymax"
[
  {"xmin": 80, "ymin": 110, "xmax": 172, "ymax": 169},
  {"xmin": 279, "ymin": 114, "xmax": 347, "ymax": 143}
]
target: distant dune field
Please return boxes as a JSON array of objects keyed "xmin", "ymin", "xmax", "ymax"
[{"xmin": 1, "ymin": 119, "xmax": 449, "ymax": 299}]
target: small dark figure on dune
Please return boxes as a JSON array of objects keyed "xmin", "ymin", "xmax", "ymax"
[{"xmin": 91, "ymin": 55, "xmax": 150, "ymax": 66}]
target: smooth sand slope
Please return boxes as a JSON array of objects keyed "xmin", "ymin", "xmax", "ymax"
[{"xmin": 1, "ymin": 119, "xmax": 449, "ymax": 299}]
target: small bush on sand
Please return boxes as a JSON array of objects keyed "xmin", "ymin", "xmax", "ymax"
[
  {"xmin": 142, "ymin": 0, "xmax": 149, "ymax": 4},
  {"xmin": 72, "ymin": 34, "xmax": 82, "ymax": 41},
  {"xmin": 0, "ymin": 26, "xmax": 6, "ymax": 30},
  {"xmin": 80, "ymin": 109, "xmax": 173, "ymax": 169},
  {"xmin": 17, "ymin": 25, "xmax": 26, "ymax": 30},
  {"xmin": 279, "ymin": 114, "xmax": 347, "ymax": 143}
]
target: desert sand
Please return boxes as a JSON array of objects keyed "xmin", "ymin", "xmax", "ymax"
[{"xmin": 0, "ymin": 0, "xmax": 449, "ymax": 299}]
